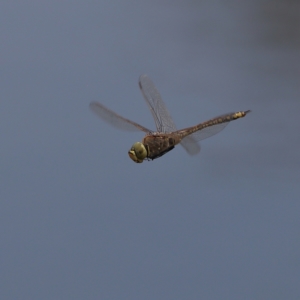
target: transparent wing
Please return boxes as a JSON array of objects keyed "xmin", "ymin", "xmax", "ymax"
[
  {"xmin": 179, "ymin": 112, "xmax": 239, "ymax": 142},
  {"xmin": 139, "ymin": 74, "xmax": 177, "ymax": 133},
  {"xmin": 179, "ymin": 121, "xmax": 229, "ymax": 155},
  {"xmin": 90, "ymin": 102, "xmax": 151, "ymax": 133},
  {"xmin": 188, "ymin": 122, "xmax": 229, "ymax": 141},
  {"xmin": 180, "ymin": 136, "xmax": 201, "ymax": 155}
]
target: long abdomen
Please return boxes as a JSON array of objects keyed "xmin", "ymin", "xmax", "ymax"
[{"xmin": 178, "ymin": 110, "xmax": 250, "ymax": 138}]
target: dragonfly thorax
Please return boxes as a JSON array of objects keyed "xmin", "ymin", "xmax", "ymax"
[{"xmin": 128, "ymin": 142, "xmax": 147, "ymax": 163}]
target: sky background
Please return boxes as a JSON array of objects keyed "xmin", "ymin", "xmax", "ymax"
[{"xmin": 1, "ymin": 1, "xmax": 299, "ymax": 299}]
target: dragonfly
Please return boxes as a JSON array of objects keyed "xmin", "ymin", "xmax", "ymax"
[{"xmin": 90, "ymin": 74, "xmax": 250, "ymax": 163}]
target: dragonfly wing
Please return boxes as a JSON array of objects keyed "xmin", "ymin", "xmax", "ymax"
[
  {"xmin": 180, "ymin": 110, "xmax": 250, "ymax": 142},
  {"xmin": 186, "ymin": 118, "xmax": 231, "ymax": 142},
  {"xmin": 190, "ymin": 122, "xmax": 229, "ymax": 141},
  {"xmin": 139, "ymin": 75, "xmax": 177, "ymax": 133},
  {"xmin": 179, "ymin": 117, "xmax": 231, "ymax": 154},
  {"xmin": 90, "ymin": 102, "xmax": 151, "ymax": 133},
  {"xmin": 180, "ymin": 136, "xmax": 201, "ymax": 155}
]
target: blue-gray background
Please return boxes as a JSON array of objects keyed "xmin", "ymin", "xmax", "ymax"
[{"xmin": 1, "ymin": 1, "xmax": 299, "ymax": 299}]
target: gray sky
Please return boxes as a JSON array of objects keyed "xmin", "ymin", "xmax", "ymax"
[{"xmin": 1, "ymin": 1, "xmax": 299, "ymax": 299}]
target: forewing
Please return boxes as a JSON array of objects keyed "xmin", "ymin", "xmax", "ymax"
[
  {"xmin": 90, "ymin": 102, "xmax": 151, "ymax": 133},
  {"xmin": 139, "ymin": 74, "xmax": 177, "ymax": 133}
]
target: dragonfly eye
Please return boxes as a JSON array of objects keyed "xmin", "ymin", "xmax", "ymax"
[{"xmin": 128, "ymin": 142, "xmax": 147, "ymax": 163}]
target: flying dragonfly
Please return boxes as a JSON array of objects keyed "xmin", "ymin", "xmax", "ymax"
[{"xmin": 90, "ymin": 75, "xmax": 250, "ymax": 163}]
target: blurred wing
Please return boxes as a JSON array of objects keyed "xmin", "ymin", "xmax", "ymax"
[
  {"xmin": 189, "ymin": 122, "xmax": 229, "ymax": 141},
  {"xmin": 90, "ymin": 102, "xmax": 151, "ymax": 133},
  {"xmin": 139, "ymin": 74, "xmax": 177, "ymax": 133},
  {"xmin": 179, "ymin": 120, "xmax": 229, "ymax": 155},
  {"xmin": 180, "ymin": 110, "xmax": 250, "ymax": 142},
  {"xmin": 180, "ymin": 136, "xmax": 201, "ymax": 155}
]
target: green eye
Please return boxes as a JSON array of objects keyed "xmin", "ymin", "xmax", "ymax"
[{"xmin": 128, "ymin": 142, "xmax": 147, "ymax": 163}]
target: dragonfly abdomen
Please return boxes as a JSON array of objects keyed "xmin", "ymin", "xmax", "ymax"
[
  {"xmin": 197, "ymin": 110, "xmax": 250, "ymax": 132},
  {"xmin": 177, "ymin": 110, "xmax": 251, "ymax": 139}
]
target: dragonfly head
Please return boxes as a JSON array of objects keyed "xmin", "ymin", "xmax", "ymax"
[{"xmin": 128, "ymin": 142, "xmax": 147, "ymax": 163}]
